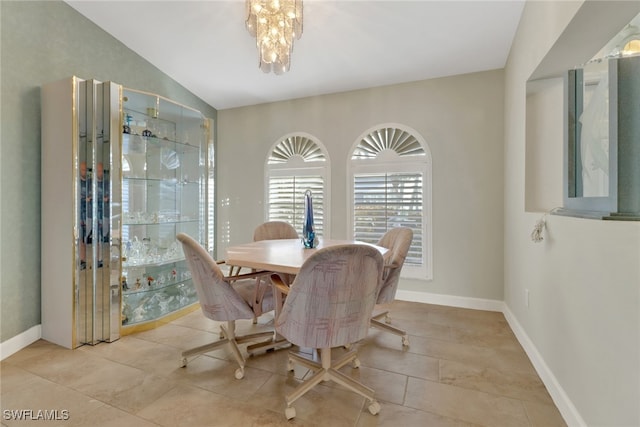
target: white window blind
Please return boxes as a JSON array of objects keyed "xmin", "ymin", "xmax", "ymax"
[
  {"xmin": 269, "ymin": 175, "xmax": 324, "ymax": 236},
  {"xmin": 353, "ymin": 172, "xmax": 423, "ymax": 267}
]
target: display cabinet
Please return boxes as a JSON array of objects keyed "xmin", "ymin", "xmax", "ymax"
[
  {"xmin": 119, "ymin": 89, "xmax": 208, "ymax": 327},
  {"xmin": 41, "ymin": 77, "xmax": 213, "ymax": 348}
]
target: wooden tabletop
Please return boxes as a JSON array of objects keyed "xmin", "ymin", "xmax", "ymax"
[{"xmin": 225, "ymin": 238, "xmax": 387, "ymax": 275}]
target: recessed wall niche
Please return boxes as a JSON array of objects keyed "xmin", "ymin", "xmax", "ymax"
[{"xmin": 524, "ymin": 4, "xmax": 640, "ymax": 215}]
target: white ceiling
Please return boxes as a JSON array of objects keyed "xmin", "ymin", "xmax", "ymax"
[{"xmin": 66, "ymin": 0, "xmax": 525, "ymax": 110}]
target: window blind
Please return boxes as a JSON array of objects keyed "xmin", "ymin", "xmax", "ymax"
[
  {"xmin": 269, "ymin": 175, "xmax": 324, "ymax": 236},
  {"xmin": 353, "ymin": 172, "xmax": 423, "ymax": 266}
]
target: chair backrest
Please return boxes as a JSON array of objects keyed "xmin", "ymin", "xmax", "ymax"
[
  {"xmin": 376, "ymin": 227, "xmax": 413, "ymax": 304},
  {"xmin": 275, "ymin": 244, "xmax": 384, "ymax": 349},
  {"xmin": 177, "ymin": 233, "xmax": 256, "ymax": 322},
  {"xmin": 253, "ymin": 221, "xmax": 299, "ymax": 241}
]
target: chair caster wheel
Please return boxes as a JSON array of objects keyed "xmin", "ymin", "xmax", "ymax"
[
  {"xmin": 402, "ymin": 336, "xmax": 410, "ymax": 346},
  {"xmin": 180, "ymin": 357, "xmax": 188, "ymax": 368},
  {"xmin": 286, "ymin": 359, "xmax": 294, "ymax": 372},
  {"xmin": 285, "ymin": 406, "xmax": 296, "ymax": 420},
  {"xmin": 352, "ymin": 358, "xmax": 361, "ymax": 369},
  {"xmin": 368, "ymin": 400, "xmax": 380, "ymax": 415},
  {"xmin": 234, "ymin": 368, "xmax": 245, "ymax": 379}
]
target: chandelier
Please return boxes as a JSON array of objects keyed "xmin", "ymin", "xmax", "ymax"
[{"xmin": 245, "ymin": 0, "xmax": 303, "ymax": 75}]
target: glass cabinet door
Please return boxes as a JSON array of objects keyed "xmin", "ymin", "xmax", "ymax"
[{"xmin": 120, "ymin": 89, "xmax": 207, "ymax": 327}]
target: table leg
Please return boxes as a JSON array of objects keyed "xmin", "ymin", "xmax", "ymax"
[{"xmin": 247, "ymin": 277, "xmax": 291, "ymax": 355}]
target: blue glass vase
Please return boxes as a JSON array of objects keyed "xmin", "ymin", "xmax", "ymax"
[{"xmin": 302, "ymin": 189, "xmax": 317, "ymax": 248}]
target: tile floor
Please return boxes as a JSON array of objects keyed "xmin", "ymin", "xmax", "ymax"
[{"xmin": 1, "ymin": 301, "xmax": 566, "ymax": 426}]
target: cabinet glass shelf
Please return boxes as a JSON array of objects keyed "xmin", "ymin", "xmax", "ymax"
[
  {"xmin": 121, "ymin": 259, "xmax": 191, "ymax": 294},
  {"xmin": 121, "ymin": 280, "xmax": 198, "ymax": 326},
  {"xmin": 122, "ymin": 217, "xmax": 199, "ymax": 226}
]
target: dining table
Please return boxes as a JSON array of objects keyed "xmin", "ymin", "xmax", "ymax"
[{"xmin": 224, "ymin": 238, "xmax": 388, "ymax": 354}]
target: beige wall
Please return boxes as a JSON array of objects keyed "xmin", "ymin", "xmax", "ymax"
[
  {"xmin": 504, "ymin": 1, "xmax": 640, "ymax": 425},
  {"xmin": 218, "ymin": 70, "xmax": 505, "ymax": 301},
  {"xmin": 0, "ymin": 1, "xmax": 217, "ymax": 345}
]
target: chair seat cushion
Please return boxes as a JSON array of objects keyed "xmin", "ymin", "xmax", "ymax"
[{"xmin": 233, "ymin": 278, "xmax": 275, "ymax": 313}]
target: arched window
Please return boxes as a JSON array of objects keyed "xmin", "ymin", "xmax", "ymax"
[
  {"xmin": 348, "ymin": 125, "xmax": 432, "ymax": 279},
  {"xmin": 265, "ymin": 133, "xmax": 330, "ymax": 237}
]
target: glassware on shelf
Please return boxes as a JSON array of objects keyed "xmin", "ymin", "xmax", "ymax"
[
  {"xmin": 123, "ymin": 211, "xmax": 191, "ymax": 225},
  {"xmin": 121, "ymin": 280, "xmax": 198, "ymax": 325},
  {"xmin": 123, "ymin": 113, "xmax": 133, "ymax": 134},
  {"xmin": 122, "ymin": 236, "xmax": 184, "ymax": 267},
  {"xmin": 161, "ymin": 148, "xmax": 180, "ymax": 170}
]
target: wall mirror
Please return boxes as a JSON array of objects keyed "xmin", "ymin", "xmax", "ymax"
[{"xmin": 563, "ymin": 12, "xmax": 640, "ymax": 218}]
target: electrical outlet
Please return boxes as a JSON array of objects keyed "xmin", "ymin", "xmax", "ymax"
[{"xmin": 525, "ymin": 289, "xmax": 530, "ymax": 308}]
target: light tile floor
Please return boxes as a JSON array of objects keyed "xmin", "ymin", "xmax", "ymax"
[{"xmin": 1, "ymin": 301, "xmax": 566, "ymax": 426}]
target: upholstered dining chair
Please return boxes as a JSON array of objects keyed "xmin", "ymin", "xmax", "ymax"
[
  {"xmin": 253, "ymin": 220, "xmax": 299, "ymax": 241},
  {"xmin": 251, "ymin": 220, "xmax": 299, "ymax": 318},
  {"xmin": 371, "ymin": 227, "xmax": 413, "ymax": 346},
  {"xmin": 176, "ymin": 233, "xmax": 274, "ymax": 380},
  {"xmin": 271, "ymin": 244, "xmax": 384, "ymax": 420}
]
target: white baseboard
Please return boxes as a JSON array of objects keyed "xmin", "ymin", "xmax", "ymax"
[
  {"xmin": 396, "ymin": 290, "xmax": 505, "ymax": 312},
  {"xmin": 502, "ymin": 306, "xmax": 586, "ymax": 427},
  {"xmin": 0, "ymin": 324, "xmax": 41, "ymax": 361}
]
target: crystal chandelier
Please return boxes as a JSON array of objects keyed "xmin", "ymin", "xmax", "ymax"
[{"xmin": 245, "ymin": 0, "xmax": 303, "ymax": 75}]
